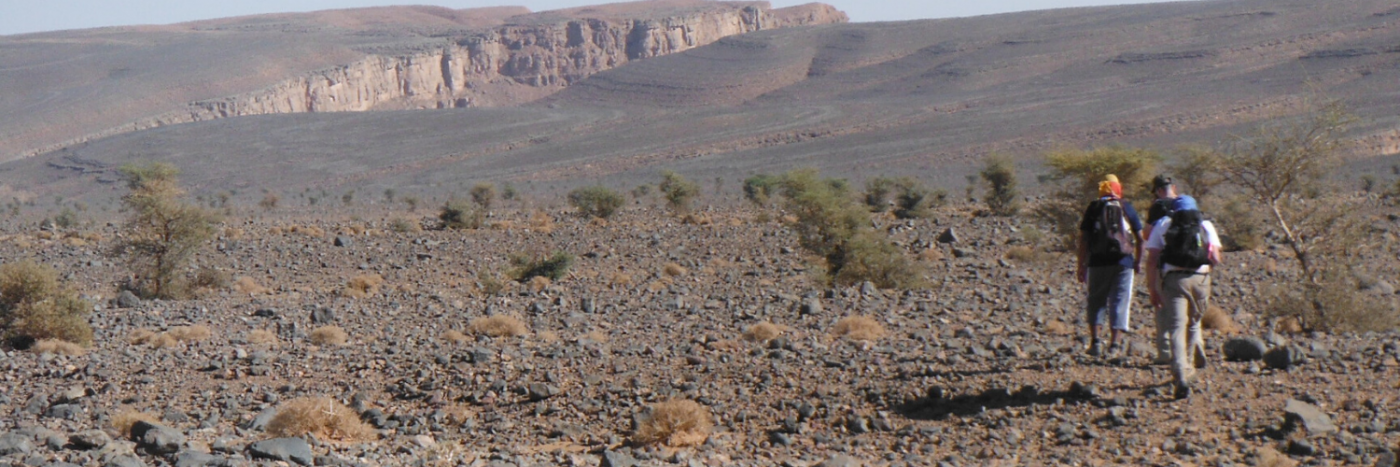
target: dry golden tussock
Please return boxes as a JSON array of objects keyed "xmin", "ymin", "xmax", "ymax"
[
  {"xmin": 440, "ymin": 330, "xmax": 470, "ymax": 344},
  {"xmin": 832, "ymin": 316, "xmax": 887, "ymax": 341},
  {"xmin": 111, "ymin": 409, "xmax": 161, "ymax": 437},
  {"xmin": 1042, "ymin": 320, "xmax": 1072, "ymax": 335},
  {"xmin": 246, "ymin": 329, "xmax": 279, "ymax": 346},
  {"xmin": 222, "ymin": 227, "xmax": 245, "ymax": 240},
  {"xmin": 646, "ymin": 278, "xmax": 673, "ymax": 293},
  {"xmin": 529, "ymin": 210, "xmax": 555, "ymax": 233},
  {"xmin": 742, "ymin": 322, "xmax": 784, "ymax": 342},
  {"xmin": 344, "ymin": 274, "xmax": 384, "ymax": 298},
  {"xmin": 129, "ymin": 326, "xmax": 208, "ymax": 349},
  {"xmin": 917, "ymin": 248, "xmax": 944, "ymax": 262},
  {"xmin": 30, "ymin": 339, "xmax": 86, "ymax": 356},
  {"xmin": 266, "ymin": 397, "xmax": 376, "ymax": 442},
  {"xmin": 166, "ymin": 325, "xmax": 211, "ymax": 342},
  {"xmin": 662, "ymin": 263, "xmax": 687, "ymax": 277},
  {"xmin": 527, "ymin": 275, "xmax": 551, "ymax": 293},
  {"xmin": 536, "ymin": 331, "xmax": 560, "ymax": 343},
  {"xmin": 309, "ymin": 326, "xmax": 349, "ymax": 346},
  {"xmin": 233, "ymin": 276, "xmax": 269, "ymax": 295},
  {"xmin": 609, "ymin": 273, "xmax": 633, "ymax": 287},
  {"xmin": 581, "ymin": 330, "xmax": 609, "ymax": 343},
  {"xmin": 1202, "ymin": 306, "xmax": 1240, "ymax": 334},
  {"xmin": 1253, "ymin": 448, "xmax": 1299, "ymax": 467},
  {"xmin": 1276, "ymin": 316, "xmax": 1304, "ymax": 334},
  {"xmin": 469, "ymin": 315, "xmax": 528, "ymax": 338},
  {"xmin": 633, "ymin": 399, "xmax": 712, "ymax": 447}
]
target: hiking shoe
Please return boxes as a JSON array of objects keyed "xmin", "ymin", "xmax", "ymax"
[
  {"xmin": 1107, "ymin": 343, "xmax": 1123, "ymax": 358},
  {"xmin": 1193, "ymin": 346, "xmax": 1208, "ymax": 369},
  {"xmin": 1087, "ymin": 341, "xmax": 1102, "ymax": 357},
  {"xmin": 1173, "ymin": 382, "xmax": 1193, "ymax": 400}
]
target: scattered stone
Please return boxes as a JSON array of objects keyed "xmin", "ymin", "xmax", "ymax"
[
  {"xmin": 600, "ymin": 449, "xmax": 638, "ymax": 467},
  {"xmin": 247, "ymin": 438, "xmax": 314, "ymax": 466},
  {"xmin": 1223, "ymin": 337, "xmax": 1268, "ymax": 361},
  {"xmin": 70, "ymin": 430, "xmax": 113, "ymax": 450},
  {"xmin": 938, "ymin": 228, "xmax": 959, "ymax": 244},
  {"xmin": 129, "ymin": 421, "xmax": 184, "ymax": 455},
  {"xmin": 1265, "ymin": 346, "xmax": 1306, "ymax": 370},
  {"xmin": 1287, "ymin": 438, "xmax": 1316, "ymax": 456},
  {"xmin": 334, "ymin": 236, "xmax": 352, "ymax": 247},
  {"xmin": 246, "ymin": 408, "xmax": 277, "ymax": 431},
  {"xmin": 173, "ymin": 451, "xmax": 222, "ymax": 467},
  {"xmin": 0, "ymin": 433, "xmax": 35, "ymax": 456},
  {"xmin": 310, "ymin": 306, "xmax": 336, "ymax": 325},
  {"xmin": 816, "ymin": 455, "xmax": 863, "ymax": 467},
  {"xmin": 528, "ymin": 383, "xmax": 561, "ymax": 401},
  {"xmin": 115, "ymin": 291, "xmax": 142, "ymax": 309},
  {"xmin": 1283, "ymin": 399, "xmax": 1338, "ymax": 435}
]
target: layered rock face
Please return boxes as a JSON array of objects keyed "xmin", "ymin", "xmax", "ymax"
[{"xmin": 184, "ymin": 3, "xmax": 846, "ymax": 119}]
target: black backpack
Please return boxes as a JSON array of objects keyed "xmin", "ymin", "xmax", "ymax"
[
  {"xmin": 1089, "ymin": 199, "xmax": 1134, "ymax": 258},
  {"xmin": 1162, "ymin": 209, "xmax": 1211, "ymax": 268}
]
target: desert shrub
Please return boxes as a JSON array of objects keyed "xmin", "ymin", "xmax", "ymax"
[
  {"xmin": 1035, "ymin": 146, "xmax": 1160, "ymax": 249},
  {"xmin": 190, "ymin": 267, "xmax": 230, "ymax": 293},
  {"xmin": 981, "ymin": 154, "xmax": 1020, "ymax": 216},
  {"xmin": 0, "ymin": 260, "xmax": 92, "ymax": 346},
  {"xmin": 832, "ymin": 315, "xmax": 886, "ymax": 341},
  {"xmin": 246, "ymin": 329, "xmax": 278, "ymax": 346},
  {"xmin": 777, "ymin": 169, "xmax": 924, "ymax": 289},
  {"xmin": 631, "ymin": 184, "xmax": 652, "ymax": 199},
  {"xmin": 1201, "ymin": 306, "xmax": 1239, "ymax": 334},
  {"xmin": 129, "ymin": 326, "xmax": 208, "ymax": 348},
  {"xmin": 438, "ymin": 200, "xmax": 483, "ymax": 230},
  {"xmin": 659, "ymin": 171, "xmax": 700, "ymax": 214},
  {"xmin": 1263, "ymin": 273, "xmax": 1400, "ymax": 333},
  {"xmin": 892, "ymin": 178, "xmax": 940, "ymax": 219},
  {"xmin": 662, "ymin": 263, "xmax": 687, "ymax": 277},
  {"xmin": 742, "ymin": 174, "xmax": 781, "ymax": 206},
  {"xmin": 233, "ymin": 277, "xmax": 269, "ymax": 295},
  {"xmin": 440, "ymin": 330, "xmax": 469, "ymax": 344},
  {"xmin": 742, "ymin": 322, "xmax": 784, "ymax": 342},
  {"xmin": 389, "ymin": 218, "xmax": 421, "ymax": 233},
  {"xmin": 567, "ymin": 186, "xmax": 625, "ymax": 219},
  {"xmin": 111, "ymin": 410, "xmax": 161, "ymax": 437},
  {"xmin": 1004, "ymin": 246, "xmax": 1055, "ymax": 264},
  {"xmin": 468, "ymin": 315, "xmax": 528, "ymax": 338},
  {"xmin": 344, "ymin": 274, "xmax": 384, "ymax": 298},
  {"xmin": 115, "ymin": 162, "xmax": 220, "ymax": 299},
  {"xmin": 470, "ymin": 183, "xmax": 496, "ymax": 210},
  {"xmin": 1167, "ymin": 145, "xmax": 1226, "ymax": 200},
  {"xmin": 259, "ymin": 193, "xmax": 280, "ymax": 210},
  {"xmin": 633, "ymin": 399, "xmax": 712, "ymax": 447},
  {"xmin": 53, "ymin": 208, "xmax": 78, "ymax": 230},
  {"xmin": 30, "ymin": 339, "xmax": 86, "ymax": 356},
  {"xmin": 309, "ymin": 326, "xmax": 349, "ymax": 346},
  {"xmin": 509, "ymin": 251, "xmax": 574, "ymax": 282},
  {"xmin": 266, "ymin": 397, "xmax": 375, "ymax": 442},
  {"xmin": 477, "ymin": 272, "xmax": 506, "ymax": 296},
  {"xmin": 863, "ymin": 177, "xmax": 896, "ymax": 212},
  {"xmin": 1212, "ymin": 194, "xmax": 1266, "ymax": 251},
  {"xmin": 526, "ymin": 275, "xmax": 551, "ymax": 293}
]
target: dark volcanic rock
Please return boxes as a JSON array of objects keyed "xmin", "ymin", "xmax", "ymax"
[
  {"xmin": 1264, "ymin": 346, "xmax": 1306, "ymax": 370},
  {"xmin": 115, "ymin": 291, "xmax": 142, "ymax": 309},
  {"xmin": 247, "ymin": 438, "xmax": 313, "ymax": 466},
  {"xmin": 70, "ymin": 430, "xmax": 113, "ymax": 450},
  {"xmin": 1223, "ymin": 337, "xmax": 1268, "ymax": 361},
  {"xmin": 129, "ymin": 421, "xmax": 184, "ymax": 455}
]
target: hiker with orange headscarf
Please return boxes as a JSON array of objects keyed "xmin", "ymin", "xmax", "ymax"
[{"xmin": 1075, "ymin": 175, "xmax": 1144, "ymax": 357}]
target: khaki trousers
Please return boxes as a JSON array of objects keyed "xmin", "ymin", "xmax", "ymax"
[{"xmin": 1159, "ymin": 272, "xmax": 1209, "ymax": 385}]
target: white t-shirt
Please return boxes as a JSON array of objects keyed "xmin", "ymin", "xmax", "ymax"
[{"xmin": 1146, "ymin": 216, "xmax": 1220, "ymax": 273}]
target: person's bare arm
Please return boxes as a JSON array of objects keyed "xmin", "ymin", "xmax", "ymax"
[
  {"xmin": 1076, "ymin": 235, "xmax": 1088, "ymax": 283},
  {"xmin": 1146, "ymin": 249, "xmax": 1162, "ymax": 307}
]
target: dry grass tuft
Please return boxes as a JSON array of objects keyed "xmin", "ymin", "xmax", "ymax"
[
  {"xmin": 528, "ymin": 210, "xmax": 555, "ymax": 233},
  {"xmin": 266, "ymin": 397, "xmax": 376, "ymax": 442},
  {"xmin": 662, "ymin": 263, "xmax": 687, "ymax": 277},
  {"xmin": 1043, "ymin": 320, "xmax": 1072, "ymax": 335},
  {"xmin": 111, "ymin": 409, "xmax": 161, "ymax": 437},
  {"xmin": 1004, "ymin": 246, "xmax": 1056, "ymax": 264},
  {"xmin": 1253, "ymin": 448, "xmax": 1299, "ymax": 467},
  {"xmin": 440, "ymin": 329, "xmax": 470, "ymax": 344},
  {"xmin": 344, "ymin": 274, "xmax": 384, "ymax": 298},
  {"xmin": 1202, "ymin": 306, "xmax": 1240, "ymax": 334},
  {"xmin": 166, "ymin": 325, "xmax": 211, "ymax": 342},
  {"xmin": 536, "ymin": 331, "xmax": 560, "ymax": 343},
  {"xmin": 609, "ymin": 273, "xmax": 633, "ymax": 287},
  {"xmin": 633, "ymin": 399, "xmax": 713, "ymax": 447},
  {"xmin": 246, "ymin": 329, "xmax": 279, "ymax": 346},
  {"xmin": 917, "ymin": 248, "xmax": 944, "ymax": 262},
  {"xmin": 468, "ymin": 315, "xmax": 528, "ymax": 338},
  {"xmin": 526, "ymin": 275, "xmax": 551, "ymax": 293},
  {"xmin": 1276, "ymin": 316, "xmax": 1304, "ymax": 334},
  {"xmin": 581, "ymin": 330, "xmax": 609, "ymax": 343},
  {"xmin": 832, "ymin": 316, "xmax": 887, "ymax": 341},
  {"xmin": 30, "ymin": 339, "xmax": 86, "ymax": 356},
  {"xmin": 309, "ymin": 326, "xmax": 349, "ymax": 346},
  {"xmin": 233, "ymin": 276, "xmax": 269, "ymax": 295},
  {"xmin": 130, "ymin": 326, "xmax": 208, "ymax": 348},
  {"xmin": 742, "ymin": 322, "xmax": 784, "ymax": 342}
]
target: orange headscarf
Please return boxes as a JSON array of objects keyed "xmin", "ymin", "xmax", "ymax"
[{"xmin": 1098, "ymin": 174, "xmax": 1122, "ymax": 199}]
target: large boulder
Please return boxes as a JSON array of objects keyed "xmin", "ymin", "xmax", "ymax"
[
  {"xmin": 129, "ymin": 421, "xmax": 184, "ymax": 455},
  {"xmin": 1222, "ymin": 337, "xmax": 1268, "ymax": 361},
  {"xmin": 1282, "ymin": 399, "xmax": 1337, "ymax": 435},
  {"xmin": 247, "ymin": 438, "xmax": 313, "ymax": 466}
]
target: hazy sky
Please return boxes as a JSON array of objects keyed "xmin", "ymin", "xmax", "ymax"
[{"xmin": 1, "ymin": 0, "xmax": 1186, "ymax": 36}]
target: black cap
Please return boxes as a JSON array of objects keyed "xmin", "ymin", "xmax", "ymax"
[{"xmin": 1152, "ymin": 175, "xmax": 1174, "ymax": 190}]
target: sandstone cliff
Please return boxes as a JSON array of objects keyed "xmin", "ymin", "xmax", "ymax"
[{"xmin": 178, "ymin": 3, "xmax": 845, "ymax": 119}]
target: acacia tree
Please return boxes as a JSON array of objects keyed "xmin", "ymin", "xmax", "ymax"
[{"xmin": 117, "ymin": 162, "xmax": 219, "ymax": 299}]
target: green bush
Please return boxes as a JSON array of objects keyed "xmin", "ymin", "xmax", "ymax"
[
  {"xmin": 470, "ymin": 183, "xmax": 497, "ymax": 211},
  {"xmin": 0, "ymin": 261, "xmax": 92, "ymax": 346},
  {"xmin": 510, "ymin": 251, "xmax": 575, "ymax": 282},
  {"xmin": 863, "ymin": 177, "xmax": 896, "ymax": 212},
  {"xmin": 439, "ymin": 200, "xmax": 484, "ymax": 230},
  {"xmin": 892, "ymin": 178, "xmax": 940, "ymax": 219},
  {"xmin": 568, "ymin": 186, "xmax": 625, "ymax": 219},
  {"xmin": 659, "ymin": 171, "xmax": 700, "ymax": 214},
  {"xmin": 980, "ymin": 155, "xmax": 1020, "ymax": 216},
  {"xmin": 116, "ymin": 162, "xmax": 220, "ymax": 299},
  {"xmin": 777, "ymin": 169, "xmax": 924, "ymax": 289},
  {"xmin": 1035, "ymin": 146, "xmax": 1160, "ymax": 250},
  {"xmin": 742, "ymin": 174, "xmax": 781, "ymax": 206}
]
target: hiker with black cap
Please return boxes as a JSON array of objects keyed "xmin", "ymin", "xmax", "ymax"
[
  {"xmin": 1076, "ymin": 174, "xmax": 1143, "ymax": 357},
  {"xmin": 1145, "ymin": 195, "xmax": 1222, "ymax": 400},
  {"xmin": 1145, "ymin": 175, "xmax": 1182, "ymax": 365}
]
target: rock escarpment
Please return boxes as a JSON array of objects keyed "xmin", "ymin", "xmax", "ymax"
[{"xmin": 184, "ymin": 3, "xmax": 846, "ymax": 118}]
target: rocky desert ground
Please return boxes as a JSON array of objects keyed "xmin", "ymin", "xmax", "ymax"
[{"xmin": 0, "ymin": 197, "xmax": 1398, "ymax": 467}]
